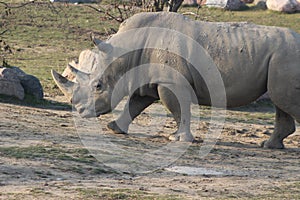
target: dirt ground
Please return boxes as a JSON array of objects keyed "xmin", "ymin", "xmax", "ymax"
[{"xmin": 0, "ymin": 96, "xmax": 299, "ymax": 199}]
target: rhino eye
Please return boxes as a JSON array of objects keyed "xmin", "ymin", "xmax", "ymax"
[{"xmin": 96, "ymin": 82, "xmax": 102, "ymax": 91}]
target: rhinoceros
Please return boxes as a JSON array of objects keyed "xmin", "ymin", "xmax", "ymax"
[{"xmin": 52, "ymin": 12, "xmax": 300, "ymax": 149}]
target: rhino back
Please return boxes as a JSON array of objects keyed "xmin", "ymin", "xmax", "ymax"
[
  {"xmin": 195, "ymin": 22, "xmax": 298, "ymax": 106},
  {"xmin": 116, "ymin": 12, "xmax": 300, "ymax": 107}
]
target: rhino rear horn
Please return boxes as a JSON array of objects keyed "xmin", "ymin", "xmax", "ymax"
[
  {"xmin": 51, "ymin": 69, "xmax": 75, "ymax": 101},
  {"xmin": 68, "ymin": 64, "xmax": 90, "ymax": 82},
  {"xmin": 90, "ymin": 33, "xmax": 112, "ymax": 54}
]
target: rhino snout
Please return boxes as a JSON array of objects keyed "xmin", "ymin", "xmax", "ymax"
[{"xmin": 74, "ymin": 105, "xmax": 97, "ymax": 118}]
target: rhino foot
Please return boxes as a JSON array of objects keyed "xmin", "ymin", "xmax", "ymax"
[
  {"xmin": 261, "ymin": 140, "xmax": 285, "ymax": 149},
  {"xmin": 107, "ymin": 121, "xmax": 128, "ymax": 134},
  {"xmin": 169, "ymin": 132, "xmax": 194, "ymax": 142}
]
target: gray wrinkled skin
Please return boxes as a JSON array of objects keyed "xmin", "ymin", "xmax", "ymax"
[{"xmin": 52, "ymin": 12, "xmax": 300, "ymax": 148}]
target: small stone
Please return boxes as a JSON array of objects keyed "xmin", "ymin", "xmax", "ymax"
[
  {"xmin": 60, "ymin": 123, "xmax": 68, "ymax": 127},
  {"xmin": 139, "ymin": 187, "xmax": 147, "ymax": 191},
  {"xmin": 263, "ymin": 130, "xmax": 272, "ymax": 135}
]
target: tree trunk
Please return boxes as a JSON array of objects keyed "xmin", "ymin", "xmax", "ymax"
[{"xmin": 168, "ymin": 0, "xmax": 184, "ymax": 12}]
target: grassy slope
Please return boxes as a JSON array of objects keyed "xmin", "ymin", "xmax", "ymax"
[
  {"xmin": 1, "ymin": 2, "xmax": 117, "ymax": 95},
  {"xmin": 182, "ymin": 6, "xmax": 300, "ymax": 32}
]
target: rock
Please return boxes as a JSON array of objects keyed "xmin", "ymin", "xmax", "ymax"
[
  {"xmin": 254, "ymin": 0, "xmax": 267, "ymax": 9},
  {"xmin": 294, "ymin": 0, "xmax": 300, "ymax": 10},
  {"xmin": 204, "ymin": 0, "xmax": 247, "ymax": 10},
  {"xmin": 241, "ymin": 0, "xmax": 254, "ymax": 3},
  {"xmin": 0, "ymin": 67, "xmax": 44, "ymax": 99},
  {"xmin": 182, "ymin": 0, "xmax": 198, "ymax": 5},
  {"xmin": 257, "ymin": 92, "xmax": 270, "ymax": 101},
  {"xmin": 10, "ymin": 67, "xmax": 44, "ymax": 100},
  {"xmin": 19, "ymin": 75, "xmax": 44, "ymax": 100},
  {"xmin": 266, "ymin": 0, "xmax": 300, "ymax": 13},
  {"xmin": 254, "ymin": 0, "xmax": 266, "ymax": 3},
  {"xmin": 0, "ymin": 68, "xmax": 25, "ymax": 100},
  {"xmin": 10, "ymin": 67, "xmax": 44, "ymax": 99}
]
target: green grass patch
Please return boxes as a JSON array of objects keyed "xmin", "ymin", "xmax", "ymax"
[
  {"xmin": 75, "ymin": 188, "xmax": 182, "ymax": 200},
  {"xmin": 3, "ymin": 187, "xmax": 183, "ymax": 199},
  {"xmin": 1, "ymin": 2, "xmax": 119, "ymax": 95},
  {"xmin": 253, "ymin": 181, "xmax": 300, "ymax": 200},
  {"xmin": 0, "ymin": 145, "xmax": 119, "ymax": 174},
  {"xmin": 0, "ymin": 145, "xmax": 95, "ymax": 163},
  {"xmin": 182, "ymin": 6, "xmax": 300, "ymax": 33}
]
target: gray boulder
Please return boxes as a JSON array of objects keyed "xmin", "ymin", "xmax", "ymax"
[
  {"xmin": 266, "ymin": 0, "xmax": 300, "ymax": 13},
  {"xmin": 241, "ymin": 0, "xmax": 254, "ymax": 3},
  {"xmin": 182, "ymin": 0, "xmax": 198, "ymax": 5},
  {"xmin": 10, "ymin": 67, "xmax": 44, "ymax": 100},
  {"xmin": 20, "ymin": 74, "xmax": 44, "ymax": 100},
  {"xmin": 204, "ymin": 0, "xmax": 247, "ymax": 10},
  {"xmin": 254, "ymin": 0, "xmax": 267, "ymax": 9},
  {"xmin": 0, "ymin": 67, "xmax": 25, "ymax": 100},
  {"xmin": 0, "ymin": 66, "xmax": 43, "ymax": 100}
]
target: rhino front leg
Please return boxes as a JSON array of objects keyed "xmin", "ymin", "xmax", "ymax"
[
  {"xmin": 107, "ymin": 94, "xmax": 157, "ymax": 134},
  {"xmin": 157, "ymin": 84, "xmax": 194, "ymax": 142},
  {"xmin": 262, "ymin": 106, "xmax": 295, "ymax": 149}
]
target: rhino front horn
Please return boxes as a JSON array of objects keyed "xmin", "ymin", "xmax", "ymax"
[
  {"xmin": 51, "ymin": 69, "xmax": 75, "ymax": 101},
  {"xmin": 90, "ymin": 33, "xmax": 112, "ymax": 54}
]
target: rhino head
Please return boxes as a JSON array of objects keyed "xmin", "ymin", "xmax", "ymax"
[{"xmin": 51, "ymin": 37, "xmax": 122, "ymax": 118}]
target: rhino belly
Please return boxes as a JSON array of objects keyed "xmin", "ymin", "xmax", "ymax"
[
  {"xmin": 191, "ymin": 61, "xmax": 269, "ymax": 108},
  {"xmin": 194, "ymin": 80, "xmax": 267, "ymax": 108},
  {"xmin": 224, "ymin": 82, "xmax": 267, "ymax": 107}
]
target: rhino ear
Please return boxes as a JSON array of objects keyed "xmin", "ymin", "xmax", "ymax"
[
  {"xmin": 68, "ymin": 64, "xmax": 90, "ymax": 82},
  {"xmin": 90, "ymin": 33, "xmax": 113, "ymax": 54}
]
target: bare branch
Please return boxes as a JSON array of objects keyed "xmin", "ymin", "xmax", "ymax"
[
  {"xmin": 0, "ymin": 30, "xmax": 8, "ymax": 36},
  {"xmin": 182, "ymin": 12, "xmax": 201, "ymax": 19},
  {"xmin": 116, "ymin": 5, "xmax": 124, "ymax": 21},
  {"xmin": 0, "ymin": 2, "xmax": 8, "ymax": 7},
  {"xmin": 84, "ymin": 4, "xmax": 124, "ymax": 23}
]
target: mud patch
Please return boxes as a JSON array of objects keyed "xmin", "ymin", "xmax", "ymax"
[{"xmin": 165, "ymin": 166, "xmax": 226, "ymax": 176}]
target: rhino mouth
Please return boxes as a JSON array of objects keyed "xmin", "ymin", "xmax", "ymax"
[
  {"xmin": 75, "ymin": 106, "xmax": 111, "ymax": 118},
  {"xmin": 75, "ymin": 107, "xmax": 96, "ymax": 118},
  {"xmin": 96, "ymin": 108, "xmax": 112, "ymax": 116},
  {"xmin": 76, "ymin": 108, "xmax": 111, "ymax": 118}
]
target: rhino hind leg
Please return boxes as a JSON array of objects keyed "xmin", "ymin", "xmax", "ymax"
[
  {"xmin": 107, "ymin": 121, "xmax": 127, "ymax": 134},
  {"xmin": 107, "ymin": 94, "xmax": 157, "ymax": 134},
  {"xmin": 157, "ymin": 85, "xmax": 194, "ymax": 142},
  {"xmin": 262, "ymin": 106, "xmax": 295, "ymax": 149}
]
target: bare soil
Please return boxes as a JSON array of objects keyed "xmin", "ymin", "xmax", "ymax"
[{"xmin": 0, "ymin": 96, "xmax": 299, "ymax": 199}]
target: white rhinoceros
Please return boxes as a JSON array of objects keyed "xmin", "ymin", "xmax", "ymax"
[{"xmin": 52, "ymin": 12, "xmax": 300, "ymax": 149}]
